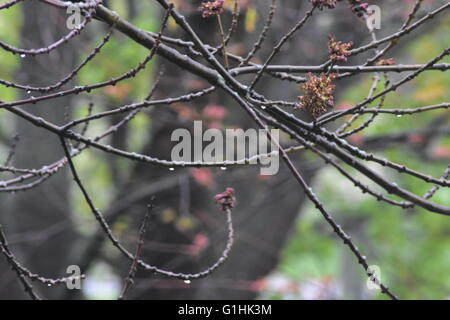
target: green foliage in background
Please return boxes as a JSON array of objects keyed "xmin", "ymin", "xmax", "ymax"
[{"xmin": 269, "ymin": 18, "xmax": 450, "ymax": 300}]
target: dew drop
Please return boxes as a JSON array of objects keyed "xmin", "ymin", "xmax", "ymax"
[
  {"xmin": 20, "ymin": 54, "xmax": 26, "ymax": 59},
  {"xmin": 220, "ymin": 167, "xmax": 227, "ymax": 171},
  {"xmin": 169, "ymin": 167, "xmax": 175, "ymax": 171},
  {"xmin": 184, "ymin": 280, "xmax": 191, "ymax": 284},
  {"xmin": 396, "ymin": 115, "xmax": 402, "ymax": 118},
  {"xmin": 27, "ymin": 90, "xmax": 31, "ymax": 94},
  {"xmin": 261, "ymin": 106, "xmax": 266, "ymax": 110}
]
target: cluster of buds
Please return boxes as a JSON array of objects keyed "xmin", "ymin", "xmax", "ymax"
[
  {"xmin": 328, "ymin": 35, "xmax": 353, "ymax": 63},
  {"xmin": 348, "ymin": 0, "xmax": 369, "ymax": 17},
  {"xmin": 214, "ymin": 188, "xmax": 236, "ymax": 211},
  {"xmin": 309, "ymin": 0, "xmax": 337, "ymax": 10},
  {"xmin": 297, "ymin": 73, "xmax": 337, "ymax": 119},
  {"xmin": 199, "ymin": 0, "xmax": 225, "ymax": 18}
]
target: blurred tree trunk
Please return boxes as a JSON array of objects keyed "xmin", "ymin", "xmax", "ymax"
[
  {"xmin": 0, "ymin": 2, "xmax": 79, "ymax": 299},
  {"xmin": 109, "ymin": 0, "xmax": 321, "ymax": 300}
]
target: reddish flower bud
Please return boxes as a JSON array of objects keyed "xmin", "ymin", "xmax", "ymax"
[
  {"xmin": 328, "ymin": 35, "xmax": 353, "ymax": 63},
  {"xmin": 199, "ymin": 0, "xmax": 225, "ymax": 18},
  {"xmin": 214, "ymin": 187, "xmax": 236, "ymax": 210},
  {"xmin": 351, "ymin": 1, "xmax": 370, "ymax": 17}
]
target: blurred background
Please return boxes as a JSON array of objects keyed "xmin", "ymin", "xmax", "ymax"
[{"xmin": 0, "ymin": 0, "xmax": 449, "ymax": 300}]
